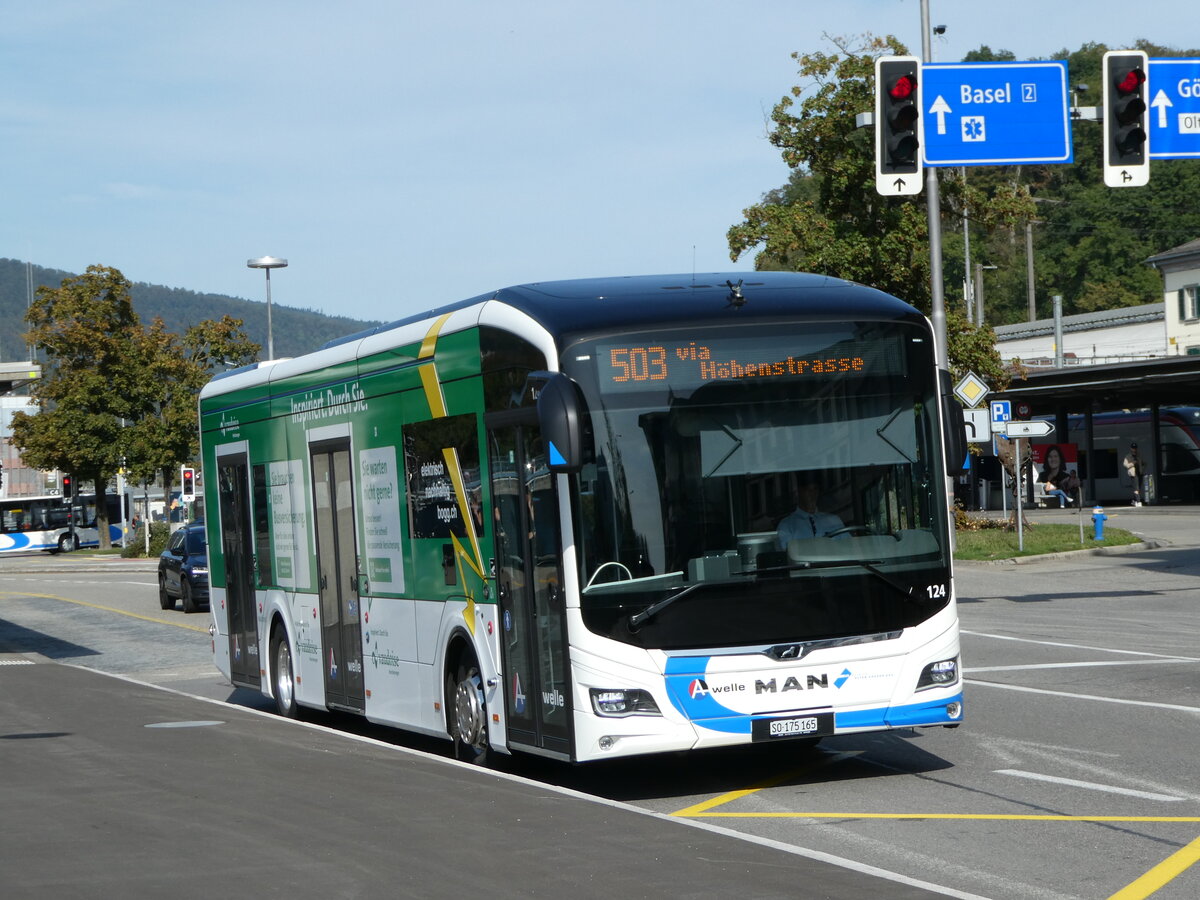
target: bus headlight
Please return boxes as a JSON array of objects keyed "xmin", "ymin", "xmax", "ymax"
[
  {"xmin": 916, "ymin": 658, "xmax": 959, "ymax": 690},
  {"xmin": 589, "ymin": 688, "xmax": 661, "ymax": 717}
]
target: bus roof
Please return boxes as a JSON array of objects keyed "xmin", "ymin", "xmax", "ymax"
[
  {"xmin": 207, "ymin": 272, "xmax": 926, "ymax": 390},
  {"xmin": 322, "ymin": 271, "xmax": 924, "ymax": 351}
]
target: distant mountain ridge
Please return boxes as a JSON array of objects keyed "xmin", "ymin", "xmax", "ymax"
[{"xmin": 0, "ymin": 258, "xmax": 382, "ymax": 362}]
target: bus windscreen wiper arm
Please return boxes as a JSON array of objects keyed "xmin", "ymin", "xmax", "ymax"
[{"xmin": 629, "ymin": 582, "xmax": 706, "ymax": 629}]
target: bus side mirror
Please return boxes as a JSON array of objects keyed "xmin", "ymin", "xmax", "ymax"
[
  {"xmin": 939, "ymin": 369, "xmax": 969, "ymax": 476},
  {"xmin": 531, "ymin": 372, "xmax": 587, "ymax": 473}
]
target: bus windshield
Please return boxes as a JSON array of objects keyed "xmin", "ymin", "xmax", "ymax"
[{"xmin": 562, "ymin": 320, "xmax": 951, "ymax": 651}]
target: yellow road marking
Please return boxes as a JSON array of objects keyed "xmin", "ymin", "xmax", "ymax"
[
  {"xmin": 0, "ymin": 590, "xmax": 209, "ymax": 633},
  {"xmin": 687, "ymin": 812, "xmax": 1200, "ymax": 823},
  {"xmin": 1107, "ymin": 834, "xmax": 1200, "ymax": 899},
  {"xmin": 670, "ymin": 751, "xmax": 860, "ymax": 816}
]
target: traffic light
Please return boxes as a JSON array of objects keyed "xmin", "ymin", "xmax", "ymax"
[
  {"xmin": 1102, "ymin": 50, "xmax": 1149, "ymax": 187},
  {"xmin": 875, "ymin": 55, "xmax": 923, "ymax": 196},
  {"xmin": 181, "ymin": 467, "xmax": 196, "ymax": 502},
  {"xmin": 61, "ymin": 473, "xmax": 74, "ymax": 497}
]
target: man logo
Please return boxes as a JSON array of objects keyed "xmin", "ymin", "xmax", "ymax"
[{"xmin": 835, "ymin": 668, "xmax": 852, "ymax": 689}]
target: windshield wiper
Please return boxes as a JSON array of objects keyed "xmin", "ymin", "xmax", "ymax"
[
  {"xmin": 628, "ymin": 582, "xmax": 706, "ymax": 630},
  {"xmin": 761, "ymin": 558, "xmax": 923, "ymax": 607}
]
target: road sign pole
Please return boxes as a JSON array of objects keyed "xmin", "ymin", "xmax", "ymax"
[
  {"xmin": 1015, "ymin": 437, "xmax": 1025, "ymax": 551},
  {"xmin": 920, "ymin": 0, "xmax": 946, "ymax": 371}
]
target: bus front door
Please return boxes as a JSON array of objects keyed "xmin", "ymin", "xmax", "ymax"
[
  {"xmin": 488, "ymin": 418, "xmax": 571, "ymax": 757},
  {"xmin": 217, "ymin": 454, "xmax": 260, "ymax": 688},
  {"xmin": 310, "ymin": 440, "xmax": 365, "ymax": 712}
]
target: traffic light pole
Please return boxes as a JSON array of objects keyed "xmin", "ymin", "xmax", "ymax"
[{"xmin": 920, "ymin": 0, "xmax": 948, "ymax": 369}]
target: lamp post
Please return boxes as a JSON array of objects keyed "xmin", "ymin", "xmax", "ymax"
[{"xmin": 246, "ymin": 256, "xmax": 288, "ymax": 360}]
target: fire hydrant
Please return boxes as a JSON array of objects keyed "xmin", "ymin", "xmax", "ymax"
[{"xmin": 1091, "ymin": 506, "xmax": 1108, "ymax": 541}]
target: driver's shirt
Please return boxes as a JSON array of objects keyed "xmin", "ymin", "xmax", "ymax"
[{"xmin": 777, "ymin": 508, "xmax": 845, "ymax": 549}]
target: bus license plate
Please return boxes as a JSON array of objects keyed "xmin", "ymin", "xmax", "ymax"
[{"xmin": 753, "ymin": 712, "xmax": 833, "ymax": 741}]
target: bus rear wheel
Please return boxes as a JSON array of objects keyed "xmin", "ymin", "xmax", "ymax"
[
  {"xmin": 448, "ymin": 656, "xmax": 490, "ymax": 766},
  {"xmin": 57, "ymin": 533, "xmax": 78, "ymax": 553},
  {"xmin": 271, "ymin": 629, "xmax": 299, "ymax": 719}
]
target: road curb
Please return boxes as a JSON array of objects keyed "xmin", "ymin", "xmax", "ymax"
[{"xmin": 956, "ymin": 539, "xmax": 1166, "ymax": 566}]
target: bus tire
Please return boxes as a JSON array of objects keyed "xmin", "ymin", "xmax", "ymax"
[
  {"xmin": 181, "ymin": 580, "xmax": 198, "ymax": 614},
  {"xmin": 158, "ymin": 575, "xmax": 175, "ymax": 610},
  {"xmin": 271, "ymin": 628, "xmax": 299, "ymax": 719},
  {"xmin": 57, "ymin": 533, "xmax": 78, "ymax": 553},
  {"xmin": 448, "ymin": 654, "xmax": 490, "ymax": 766}
]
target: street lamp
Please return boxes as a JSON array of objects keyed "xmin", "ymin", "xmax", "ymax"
[{"xmin": 246, "ymin": 256, "xmax": 288, "ymax": 360}]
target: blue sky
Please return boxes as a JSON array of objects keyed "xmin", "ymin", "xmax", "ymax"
[{"xmin": 4, "ymin": 1, "xmax": 1196, "ymax": 324}]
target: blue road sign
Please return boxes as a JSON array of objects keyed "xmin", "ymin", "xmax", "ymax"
[
  {"xmin": 1149, "ymin": 58, "xmax": 1200, "ymax": 159},
  {"xmin": 922, "ymin": 61, "xmax": 1072, "ymax": 167},
  {"xmin": 990, "ymin": 400, "xmax": 1011, "ymax": 427}
]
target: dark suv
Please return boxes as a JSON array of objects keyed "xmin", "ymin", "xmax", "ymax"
[{"xmin": 158, "ymin": 521, "xmax": 209, "ymax": 613}]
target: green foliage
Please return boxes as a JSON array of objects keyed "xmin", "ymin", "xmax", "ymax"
[
  {"xmin": 730, "ymin": 35, "xmax": 1200, "ymax": 342},
  {"xmin": 120, "ymin": 520, "xmax": 171, "ymax": 558},
  {"xmin": 954, "ymin": 522, "xmax": 1140, "ymax": 559}
]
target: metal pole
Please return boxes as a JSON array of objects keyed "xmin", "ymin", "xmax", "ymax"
[
  {"xmin": 1053, "ymin": 295, "xmax": 1064, "ymax": 368},
  {"xmin": 1026, "ymin": 220, "xmax": 1037, "ymax": 322},
  {"xmin": 921, "ymin": 0, "xmax": 947, "ymax": 368},
  {"xmin": 264, "ymin": 268, "xmax": 274, "ymax": 361},
  {"xmin": 1015, "ymin": 437, "xmax": 1025, "ymax": 551},
  {"xmin": 962, "ymin": 168, "xmax": 973, "ymax": 325},
  {"xmin": 975, "ymin": 262, "xmax": 985, "ymax": 326}
]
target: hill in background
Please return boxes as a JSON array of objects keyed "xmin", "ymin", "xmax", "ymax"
[{"xmin": 0, "ymin": 258, "xmax": 382, "ymax": 363}]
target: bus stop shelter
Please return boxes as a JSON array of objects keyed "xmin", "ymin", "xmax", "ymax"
[{"xmin": 990, "ymin": 355, "xmax": 1200, "ymax": 506}]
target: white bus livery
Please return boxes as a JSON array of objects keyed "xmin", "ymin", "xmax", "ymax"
[{"xmin": 199, "ymin": 273, "xmax": 966, "ymax": 764}]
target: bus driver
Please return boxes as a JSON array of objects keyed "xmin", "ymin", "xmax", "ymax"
[{"xmin": 777, "ymin": 475, "xmax": 845, "ymax": 549}]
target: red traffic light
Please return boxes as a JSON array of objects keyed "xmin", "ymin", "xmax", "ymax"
[
  {"xmin": 888, "ymin": 74, "xmax": 916, "ymax": 101},
  {"xmin": 1115, "ymin": 67, "xmax": 1146, "ymax": 95}
]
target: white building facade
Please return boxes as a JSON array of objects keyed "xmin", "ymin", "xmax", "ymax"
[{"xmin": 1147, "ymin": 237, "xmax": 1200, "ymax": 357}]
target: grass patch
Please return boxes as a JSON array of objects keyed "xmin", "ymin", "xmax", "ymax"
[{"xmin": 954, "ymin": 520, "xmax": 1142, "ymax": 560}]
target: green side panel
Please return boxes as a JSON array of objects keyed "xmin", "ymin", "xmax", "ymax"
[
  {"xmin": 356, "ymin": 340, "xmax": 421, "ymax": 380},
  {"xmin": 198, "ymin": 326, "xmax": 493, "ymax": 607},
  {"xmin": 268, "ymin": 357, "xmax": 363, "ymax": 422}
]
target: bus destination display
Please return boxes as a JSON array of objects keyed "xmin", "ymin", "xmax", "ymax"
[{"xmin": 595, "ymin": 334, "xmax": 901, "ymax": 392}]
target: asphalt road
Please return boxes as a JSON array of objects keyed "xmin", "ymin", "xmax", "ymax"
[{"xmin": 1, "ymin": 504, "xmax": 1197, "ymax": 899}]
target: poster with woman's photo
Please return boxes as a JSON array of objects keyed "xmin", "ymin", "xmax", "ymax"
[{"xmin": 1032, "ymin": 443, "xmax": 1081, "ymax": 504}]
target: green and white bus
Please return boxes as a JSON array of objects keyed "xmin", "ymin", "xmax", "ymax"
[{"xmin": 199, "ymin": 272, "xmax": 967, "ymax": 764}]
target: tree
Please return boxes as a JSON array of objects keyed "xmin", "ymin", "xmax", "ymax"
[
  {"xmin": 10, "ymin": 265, "xmax": 259, "ymax": 549},
  {"xmin": 123, "ymin": 315, "xmax": 259, "ymax": 494},
  {"xmin": 727, "ymin": 34, "xmax": 1024, "ymax": 377}
]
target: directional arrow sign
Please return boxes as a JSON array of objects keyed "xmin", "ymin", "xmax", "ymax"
[
  {"xmin": 1148, "ymin": 58, "xmax": 1200, "ymax": 159},
  {"xmin": 1002, "ymin": 420, "xmax": 1054, "ymax": 438},
  {"xmin": 921, "ymin": 61, "xmax": 1072, "ymax": 166}
]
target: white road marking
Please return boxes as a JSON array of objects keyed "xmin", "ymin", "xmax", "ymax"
[
  {"xmin": 995, "ymin": 769, "xmax": 1184, "ymax": 802},
  {"xmin": 961, "ymin": 629, "xmax": 1200, "ymax": 662},
  {"xmin": 967, "ymin": 659, "xmax": 1190, "ymax": 673},
  {"xmin": 965, "ymin": 678, "xmax": 1200, "ymax": 714}
]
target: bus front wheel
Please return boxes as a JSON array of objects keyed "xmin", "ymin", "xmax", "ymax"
[
  {"xmin": 448, "ymin": 655, "xmax": 490, "ymax": 766},
  {"xmin": 57, "ymin": 533, "xmax": 78, "ymax": 553}
]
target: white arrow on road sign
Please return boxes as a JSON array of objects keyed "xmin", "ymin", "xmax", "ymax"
[
  {"xmin": 930, "ymin": 94, "xmax": 952, "ymax": 135},
  {"xmin": 1152, "ymin": 88, "xmax": 1172, "ymax": 128},
  {"xmin": 1003, "ymin": 420, "xmax": 1054, "ymax": 438}
]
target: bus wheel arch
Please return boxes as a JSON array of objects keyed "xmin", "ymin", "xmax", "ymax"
[
  {"xmin": 444, "ymin": 633, "xmax": 490, "ymax": 766},
  {"xmin": 269, "ymin": 617, "xmax": 299, "ymax": 719}
]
